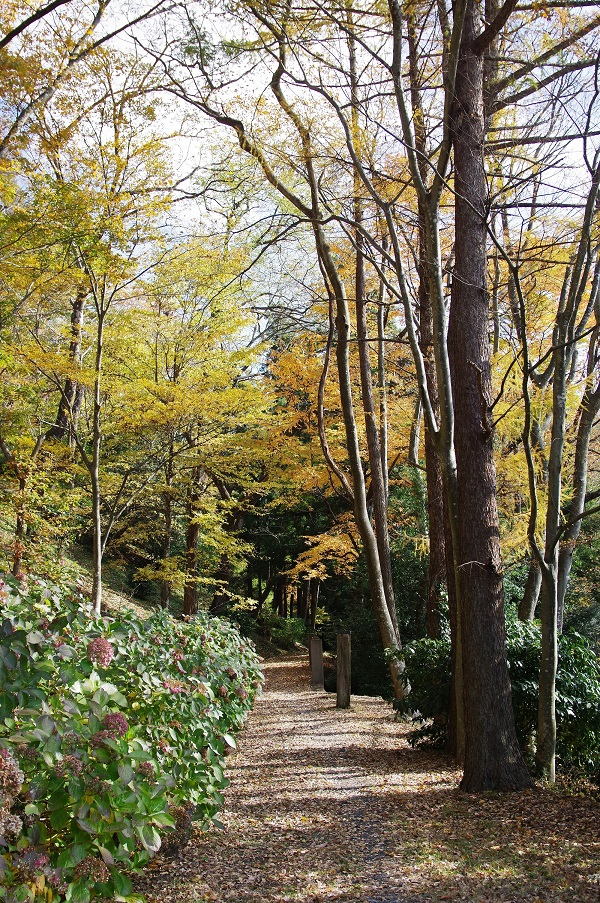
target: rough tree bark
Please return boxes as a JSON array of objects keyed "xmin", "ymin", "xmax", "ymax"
[{"xmin": 449, "ymin": 0, "xmax": 532, "ymax": 791}]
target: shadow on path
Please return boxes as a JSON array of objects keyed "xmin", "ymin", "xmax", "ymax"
[{"xmin": 134, "ymin": 654, "xmax": 600, "ymax": 903}]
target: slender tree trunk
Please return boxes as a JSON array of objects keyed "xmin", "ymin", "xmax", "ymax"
[
  {"xmin": 519, "ymin": 557, "xmax": 542, "ymax": 621},
  {"xmin": 557, "ymin": 377, "xmax": 600, "ymax": 631},
  {"xmin": 90, "ymin": 309, "xmax": 105, "ymax": 617},
  {"xmin": 404, "ymin": 2, "xmax": 463, "ymax": 750},
  {"xmin": 12, "ymin": 475, "xmax": 27, "ymax": 578},
  {"xmin": 315, "ymin": 222, "xmax": 405, "ymax": 699},
  {"xmin": 160, "ymin": 444, "xmax": 174, "ymax": 610},
  {"xmin": 47, "ymin": 289, "xmax": 85, "ymax": 442},
  {"xmin": 309, "ymin": 577, "xmax": 319, "ymax": 632},
  {"xmin": 449, "ymin": 0, "xmax": 532, "ymax": 791},
  {"xmin": 519, "ymin": 416, "xmax": 549, "ymax": 620},
  {"xmin": 537, "ymin": 565, "xmax": 558, "ymax": 779},
  {"xmin": 183, "ymin": 466, "xmax": 203, "ymax": 617},
  {"xmin": 417, "ymin": 207, "xmax": 446, "ymax": 641},
  {"xmin": 300, "ymin": 581, "xmax": 309, "ymax": 621},
  {"xmin": 377, "ymin": 237, "xmax": 389, "ymax": 502},
  {"xmin": 349, "ymin": 20, "xmax": 400, "ymax": 641}
]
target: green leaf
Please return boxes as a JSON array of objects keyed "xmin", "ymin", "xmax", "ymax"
[
  {"xmin": 112, "ymin": 869, "xmax": 133, "ymax": 896},
  {"xmin": 137, "ymin": 824, "xmax": 161, "ymax": 853},
  {"xmin": 118, "ymin": 763, "xmax": 134, "ymax": 785},
  {"xmin": 26, "ymin": 630, "xmax": 45, "ymax": 644},
  {"xmin": 97, "ymin": 845, "xmax": 115, "ymax": 866},
  {"xmin": 223, "ymin": 733, "xmax": 236, "ymax": 748},
  {"xmin": 50, "ymin": 807, "xmax": 71, "ymax": 830},
  {"xmin": 57, "ymin": 844, "xmax": 87, "ymax": 869},
  {"xmin": 67, "ymin": 881, "xmax": 90, "ymax": 903}
]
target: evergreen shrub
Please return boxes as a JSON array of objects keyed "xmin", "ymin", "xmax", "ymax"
[
  {"xmin": 0, "ymin": 575, "xmax": 262, "ymax": 902},
  {"xmin": 394, "ymin": 616, "xmax": 600, "ymax": 779}
]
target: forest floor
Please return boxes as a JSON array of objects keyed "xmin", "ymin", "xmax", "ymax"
[{"xmin": 134, "ymin": 654, "xmax": 600, "ymax": 903}]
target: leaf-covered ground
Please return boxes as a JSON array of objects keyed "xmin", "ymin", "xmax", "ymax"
[{"xmin": 134, "ymin": 655, "xmax": 600, "ymax": 902}]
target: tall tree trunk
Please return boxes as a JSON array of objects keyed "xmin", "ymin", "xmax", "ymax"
[
  {"xmin": 519, "ymin": 557, "xmax": 542, "ymax": 621},
  {"xmin": 349, "ymin": 20, "xmax": 400, "ymax": 641},
  {"xmin": 160, "ymin": 441, "xmax": 174, "ymax": 609},
  {"xmin": 519, "ymin": 416, "xmax": 549, "ymax": 620},
  {"xmin": 377, "ymin": 237, "xmax": 389, "ymax": 502},
  {"xmin": 210, "ymin": 477, "xmax": 244, "ymax": 614},
  {"xmin": 300, "ymin": 580, "xmax": 309, "ymax": 621},
  {"xmin": 315, "ymin": 221, "xmax": 405, "ymax": 699},
  {"xmin": 47, "ymin": 289, "xmax": 85, "ymax": 442},
  {"xmin": 183, "ymin": 466, "xmax": 203, "ymax": 617},
  {"xmin": 417, "ymin": 209, "xmax": 446, "ymax": 641},
  {"xmin": 90, "ymin": 309, "xmax": 105, "ymax": 617},
  {"xmin": 309, "ymin": 577, "xmax": 319, "ymax": 632},
  {"xmin": 449, "ymin": 0, "xmax": 532, "ymax": 791},
  {"xmin": 12, "ymin": 475, "xmax": 27, "ymax": 578},
  {"xmin": 556, "ymin": 369, "xmax": 600, "ymax": 631},
  {"xmin": 404, "ymin": 0, "xmax": 463, "ymax": 750}
]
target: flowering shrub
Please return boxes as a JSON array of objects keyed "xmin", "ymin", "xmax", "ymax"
[{"xmin": 0, "ymin": 575, "xmax": 262, "ymax": 902}]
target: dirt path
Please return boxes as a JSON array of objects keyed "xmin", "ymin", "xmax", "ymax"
[{"xmin": 135, "ymin": 655, "xmax": 600, "ymax": 903}]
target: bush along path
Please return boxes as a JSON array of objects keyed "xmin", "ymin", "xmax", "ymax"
[
  {"xmin": 0, "ymin": 576, "xmax": 262, "ymax": 902},
  {"xmin": 134, "ymin": 655, "xmax": 600, "ymax": 903}
]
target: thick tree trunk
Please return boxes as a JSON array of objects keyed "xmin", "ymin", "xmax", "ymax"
[{"xmin": 449, "ymin": 0, "xmax": 532, "ymax": 791}]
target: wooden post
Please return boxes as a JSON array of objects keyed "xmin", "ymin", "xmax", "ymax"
[
  {"xmin": 336, "ymin": 633, "xmax": 351, "ymax": 708},
  {"xmin": 309, "ymin": 635, "xmax": 324, "ymax": 689}
]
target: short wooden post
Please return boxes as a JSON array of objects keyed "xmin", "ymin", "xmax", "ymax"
[
  {"xmin": 336, "ymin": 632, "xmax": 351, "ymax": 708},
  {"xmin": 309, "ymin": 635, "xmax": 324, "ymax": 688}
]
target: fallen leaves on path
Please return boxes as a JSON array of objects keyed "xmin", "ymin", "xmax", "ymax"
[{"xmin": 134, "ymin": 655, "xmax": 600, "ymax": 902}]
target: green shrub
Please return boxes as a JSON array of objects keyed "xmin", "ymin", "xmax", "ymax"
[
  {"xmin": 392, "ymin": 638, "xmax": 451, "ymax": 748},
  {"xmin": 394, "ymin": 616, "xmax": 600, "ymax": 778},
  {"xmin": 0, "ymin": 574, "xmax": 262, "ymax": 902},
  {"xmin": 254, "ymin": 604, "xmax": 307, "ymax": 650}
]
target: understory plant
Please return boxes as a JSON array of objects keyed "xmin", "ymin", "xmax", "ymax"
[
  {"xmin": 394, "ymin": 615, "xmax": 600, "ymax": 779},
  {"xmin": 0, "ymin": 575, "xmax": 262, "ymax": 902}
]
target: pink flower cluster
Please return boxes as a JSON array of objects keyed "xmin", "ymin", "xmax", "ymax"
[
  {"xmin": 218, "ymin": 685, "xmax": 228, "ymax": 699},
  {"xmin": 102, "ymin": 713, "xmax": 129, "ymax": 737},
  {"xmin": 137, "ymin": 761, "xmax": 156, "ymax": 780},
  {"xmin": 0, "ymin": 748, "xmax": 24, "ymax": 841},
  {"xmin": 162, "ymin": 679, "xmax": 189, "ymax": 694},
  {"xmin": 0, "ymin": 748, "xmax": 24, "ymax": 797},
  {"xmin": 87, "ymin": 636, "xmax": 114, "ymax": 668},
  {"xmin": 54, "ymin": 755, "xmax": 83, "ymax": 778},
  {"xmin": 91, "ymin": 730, "xmax": 114, "ymax": 748},
  {"xmin": 85, "ymin": 775, "xmax": 110, "ymax": 794},
  {"xmin": 73, "ymin": 855, "xmax": 110, "ymax": 883}
]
